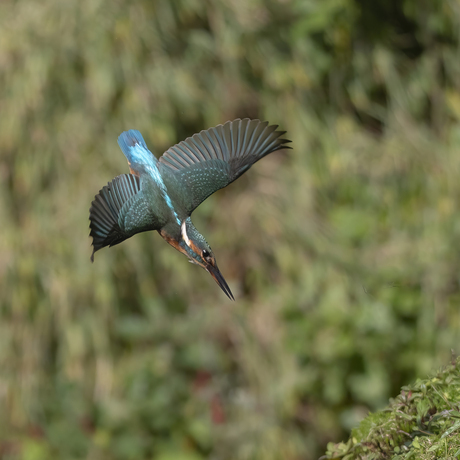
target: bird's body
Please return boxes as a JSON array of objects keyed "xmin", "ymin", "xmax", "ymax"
[{"xmin": 89, "ymin": 119, "xmax": 291, "ymax": 299}]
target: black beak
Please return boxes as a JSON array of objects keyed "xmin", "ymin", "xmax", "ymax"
[{"xmin": 207, "ymin": 264, "xmax": 234, "ymax": 300}]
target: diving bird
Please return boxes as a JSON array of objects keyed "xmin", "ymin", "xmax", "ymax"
[{"xmin": 89, "ymin": 118, "xmax": 291, "ymax": 299}]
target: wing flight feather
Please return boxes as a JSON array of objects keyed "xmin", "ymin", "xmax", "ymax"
[{"xmin": 158, "ymin": 118, "xmax": 291, "ymax": 214}]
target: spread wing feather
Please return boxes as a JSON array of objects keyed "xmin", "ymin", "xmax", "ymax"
[
  {"xmin": 158, "ymin": 119, "xmax": 291, "ymax": 214},
  {"xmin": 89, "ymin": 174, "xmax": 160, "ymax": 261}
]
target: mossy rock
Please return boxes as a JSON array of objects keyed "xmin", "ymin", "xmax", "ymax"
[{"xmin": 323, "ymin": 357, "xmax": 460, "ymax": 459}]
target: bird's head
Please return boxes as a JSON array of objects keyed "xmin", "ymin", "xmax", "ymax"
[{"xmin": 162, "ymin": 219, "xmax": 234, "ymax": 300}]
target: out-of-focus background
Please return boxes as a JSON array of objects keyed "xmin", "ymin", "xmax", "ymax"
[{"xmin": 1, "ymin": 0, "xmax": 460, "ymax": 459}]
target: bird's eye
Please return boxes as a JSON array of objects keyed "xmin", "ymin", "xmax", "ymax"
[{"xmin": 202, "ymin": 249, "xmax": 210, "ymax": 258}]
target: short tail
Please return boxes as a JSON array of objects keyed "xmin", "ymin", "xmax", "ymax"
[
  {"xmin": 89, "ymin": 174, "xmax": 141, "ymax": 261},
  {"xmin": 117, "ymin": 130, "xmax": 156, "ymax": 172}
]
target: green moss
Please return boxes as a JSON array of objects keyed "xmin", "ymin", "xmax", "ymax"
[{"xmin": 324, "ymin": 358, "xmax": 460, "ymax": 459}]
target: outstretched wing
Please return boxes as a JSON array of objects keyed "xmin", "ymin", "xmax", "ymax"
[
  {"xmin": 89, "ymin": 174, "xmax": 161, "ymax": 261},
  {"xmin": 158, "ymin": 119, "xmax": 291, "ymax": 215}
]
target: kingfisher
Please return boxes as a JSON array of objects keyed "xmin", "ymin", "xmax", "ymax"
[{"xmin": 89, "ymin": 118, "xmax": 291, "ymax": 300}]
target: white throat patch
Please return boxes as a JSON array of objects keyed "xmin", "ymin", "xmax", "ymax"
[{"xmin": 181, "ymin": 220, "xmax": 192, "ymax": 248}]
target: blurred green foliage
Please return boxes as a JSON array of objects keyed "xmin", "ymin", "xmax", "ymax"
[{"xmin": 1, "ymin": 0, "xmax": 460, "ymax": 459}]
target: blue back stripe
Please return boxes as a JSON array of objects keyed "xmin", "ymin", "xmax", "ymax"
[{"xmin": 118, "ymin": 130, "xmax": 180, "ymax": 225}]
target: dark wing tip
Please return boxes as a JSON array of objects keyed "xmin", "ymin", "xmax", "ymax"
[{"xmin": 279, "ymin": 139, "xmax": 293, "ymax": 148}]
